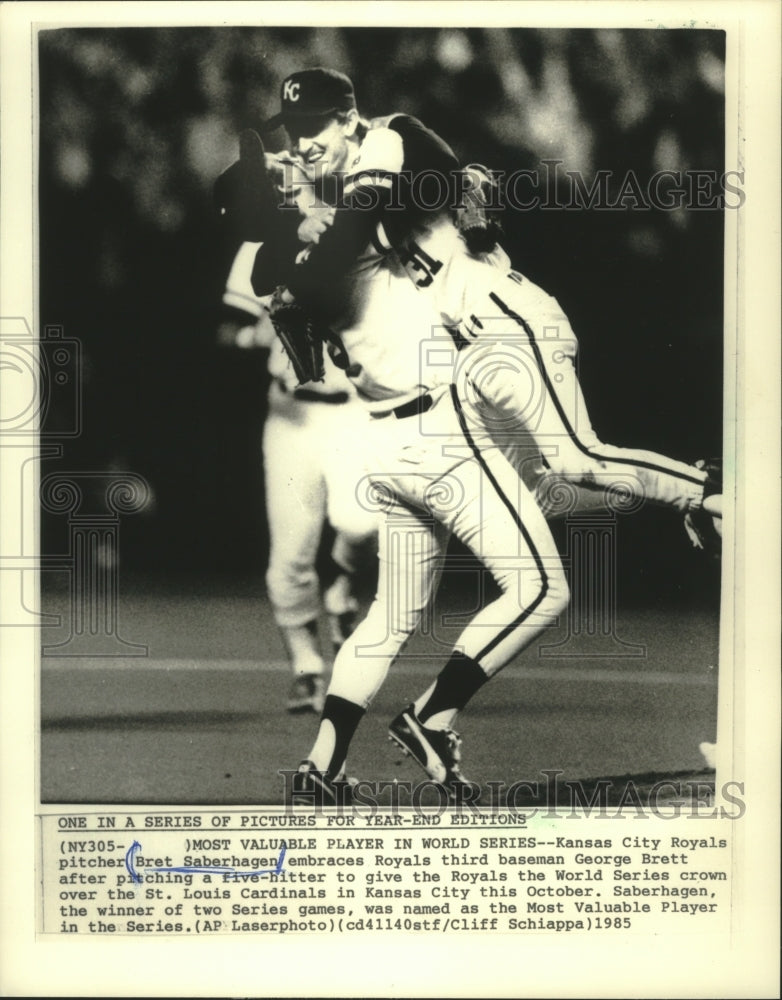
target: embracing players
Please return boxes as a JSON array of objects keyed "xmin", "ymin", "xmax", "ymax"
[{"xmin": 219, "ymin": 67, "xmax": 722, "ymax": 802}]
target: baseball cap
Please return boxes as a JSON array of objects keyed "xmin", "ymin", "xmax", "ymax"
[{"xmin": 264, "ymin": 68, "xmax": 357, "ymax": 130}]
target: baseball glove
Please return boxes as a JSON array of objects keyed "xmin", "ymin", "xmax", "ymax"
[
  {"xmin": 455, "ymin": 163, "xmax": 503, "ymax": 255},
  {"xmin": 267, "ymin": 287, "xmax": 325, "ymax": 386}
]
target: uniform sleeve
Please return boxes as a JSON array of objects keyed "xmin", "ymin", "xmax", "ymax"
[
  {"xmin": 285, "ymin": 161, "xmax": 393, "ymax": 306},
  {"xmin": 383, "ymin": 115, "xmax": 461, "ymax": 245},
  {"xmin": 388, "ymin": 114, "xmax": 459, "ymax": 176},
  {"xmin": 219, "ymin": 241, "xmax": 275, "ymax": 349}
]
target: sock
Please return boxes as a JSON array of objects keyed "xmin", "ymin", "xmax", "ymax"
[
  {"xmin": 414, "ymin": 651, "xmax": 489, "ymax": 730},
  {"xmin": 280, "ymin": 620, "xmax": 324, "ymax": 677},
  {"xmin": 308, "ymin": 695, "xmax": 366, "ymax": 779}
]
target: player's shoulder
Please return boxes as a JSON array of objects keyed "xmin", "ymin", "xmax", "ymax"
[
  {"xmin": 368, "ymin": 113, "xmax": 437, "ymax": 147},
  {"xmin": 345, "ymin": 112, "xmax": 458, "ymax": 187},
  {"xmin": 369, "ymin": 112, "xmax": 422, "ymax": 133},
  {"xmin": 352, "ymin": 114, "xmax": 438, "ymax": 172},
  {"xmin": 349, "ymin": 119, "xmax": 406, "ymax": 175},
  {"xmin": 371, "ymin": 113, "xmax": 458, "ymax": 172}
]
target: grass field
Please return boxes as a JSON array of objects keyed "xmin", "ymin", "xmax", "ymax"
[{"xmin": 40, "ymin": 572, "xmax": 719, "ymax": 806}]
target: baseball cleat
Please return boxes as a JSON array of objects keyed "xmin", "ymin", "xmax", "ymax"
[
  {"xmin": 388, "ymin": 705, "xmax": 476, "ymax": 800},
  {"xmin": 286, "ymin": 674, "xmax": 326, "ymax": 714},
  {"xmin": 290, "ymin": 760, "xmax": 354, "ymax": 806}
]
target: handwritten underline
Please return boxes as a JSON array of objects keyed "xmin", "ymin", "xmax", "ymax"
[{"xmin": 124, "ymin": 840, "xmax": 287, "ymax": 884}]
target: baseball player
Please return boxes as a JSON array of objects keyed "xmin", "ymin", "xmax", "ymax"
[
  {"xmin": 237, "ymin": 69, "xmax": 572, "ymax": 802},
  {"xmin": 255, "ymin": 70, "xmax": 721, "ymax": 542},
  {"xmin": 372, "ymin": 200, "xmax": 723, "ymax": 540},
  {"xmin": 220, "ymin": 238, "xmax": 377, "ymax": 713},
  {"xmin": 231, "ymin": 68, "xmax": 721, "ymax": 799}
]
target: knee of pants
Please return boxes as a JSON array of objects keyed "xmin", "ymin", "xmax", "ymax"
[
  {"xmin": 545, "ymin": 567, "xmax": 570, "ymax": 619},
  {"xmin": 355, "ymin": 596, "xmax": 422, "ymax": 657},
  {"xmin": 265, "ymin": 559, "xmax": 318, "ymax": 613},
  {"xmin": 494, "ymin": 560, "xmax": 569, "ymax": 623},
  {"xmin": 528, "ymin": 565, "xmax": 570, "ymax": 622},
  {"xmin": 539, "ymin": 449, "xmax": 607, "ymax": 485}
]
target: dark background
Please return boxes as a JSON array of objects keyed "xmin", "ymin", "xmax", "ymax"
[{"xmin": 38, "ymin": 26, "xmax": 725, "ymax": 605}]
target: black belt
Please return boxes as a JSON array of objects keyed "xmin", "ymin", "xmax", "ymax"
[
  {"xmin": 371, "ymin": 393, "xmax": 434, "ymax": 420},
  {"xmin": 275, "ymin": 379, "xmax": 349, "ymax": 405}
]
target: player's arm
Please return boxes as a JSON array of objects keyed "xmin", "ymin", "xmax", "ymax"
[
  {"xmin": 219, "ymin": 241, "xmax": 276, "ymax": 348},
  {"xmin": 251, "ymin": 159, "xmax": 336, "ymax": 297},
  {"xmin": 283, "ymin": 127, "xmax": 405, "ymax": 306},
  {"xmin": 386, "ymin": 115, "xmax": 459, "ymax": 188},
  {"xmin": 285, "ymin": 116, "xmax": 460, "ymax": 306}
]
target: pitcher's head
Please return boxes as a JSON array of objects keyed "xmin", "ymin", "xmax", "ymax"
[{"xmin": 265, "ymin": 68, "xmax": 360, "ymax": 177}]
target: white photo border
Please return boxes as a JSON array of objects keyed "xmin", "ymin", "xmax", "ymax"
[{"xmin": 1, "ymin": 2, "xmax": 779, "ymax": 997}]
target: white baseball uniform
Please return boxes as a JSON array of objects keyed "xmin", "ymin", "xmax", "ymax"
[
  {"xmin": 224, "ymin": 242, "xmax": 377, "ymax": 677},
  {"xmin": 274, "ymin": 120, "xmax": 570, "ymax": 723},
  {"xmin": 377, "ymin": 207, "xmax": 710, "ymax": 516},
  {"xmin": 244, "ymin": 90, "xmax": 720, "ymax": 791}
]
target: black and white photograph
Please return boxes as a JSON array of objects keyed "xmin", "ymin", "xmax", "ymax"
[
  {"xmin": 0, "ymin": 2, "xmax": 779, "ymax": 997},
  {"xmin": 35, "ymin": 20, "xmax": 731, "ymax": 807}
]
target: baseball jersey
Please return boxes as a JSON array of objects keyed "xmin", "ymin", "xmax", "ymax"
[{"xmin": 254, "ymin": 115, "xmax": 464, "ymax": 407}]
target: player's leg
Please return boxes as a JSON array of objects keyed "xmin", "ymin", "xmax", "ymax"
[
  {"xmin": 321, "ymin": 401, "xmax": 378, "ymax": 653},
  {"xmin": 294, "ymin": 495, "xmax": 449, "ymax": 799},
  {"xmin": 322, "ymin": 534, "xmax": 366, "ymax": 653},
  {"xmin": 387, "ymin": 389, "xmax": 569, "ymax": 789},
  {"xmin": 461, "ymin": 273, "xmax": 718, "ymax": 517},
  {"xmin": 263, "ymin": 390, "xmax": 328, "ymax": 711}
]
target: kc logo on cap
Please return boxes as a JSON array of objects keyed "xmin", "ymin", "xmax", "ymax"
[
  {"xmin": 266, "ymin": 68, "xmax": 357, "ymax": 130},
  {"xmin": 282, "ymin": 79, "xmax": 301, "ymax": 102}
]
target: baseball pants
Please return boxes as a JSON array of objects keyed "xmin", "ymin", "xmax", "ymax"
[
  {"xmin": 263, "ymin": 381, "xmax": 377, "ymax": 629},
  {"xmin": 326, "ymin": 384, "xmax": 570, "ymax": 709},
  {"xmin": 435, "ymin": 247, "xmax": 709, "ymax": 514}
]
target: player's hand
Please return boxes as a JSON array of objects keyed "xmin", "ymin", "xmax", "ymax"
[
  {"xmin": 217, "ymin": 315, "xmax": 276, "ymax": 350},
  {"xmin": 456, "ymin": 163, "xmax": 503, "ymax": 255},
  {"xmin": 268, "ymin": 286, "xmax": 326, "ymax": 385},
  {"xmin": 268, "ymin": 153, "xmax": 308, "ymax": 199},
  {"xmin": 297, "ymin": 205, "xmax": 336, "ymax": 245},
  {"xmin": 269, "ymin": 153, "xmax": 317, "ymax": 214},
  {"xmin": 273, "ymin": 149, "xmax": 333, "ymax": 236}
]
